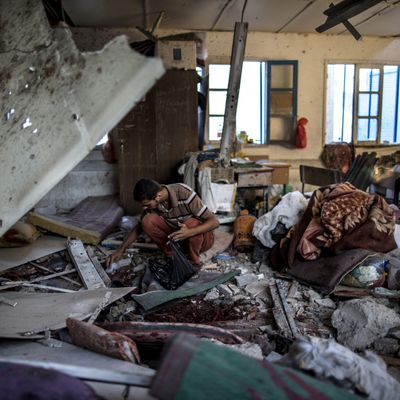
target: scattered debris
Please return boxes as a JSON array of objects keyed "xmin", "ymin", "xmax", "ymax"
[
  {"xmin": 66, "ymin": 318, "xmax": 140, "ymax": 363},
  {"xmin": 67, "ymin": 239, "xmax": 106, "ymax": 289},
  {"xmin": 331, "ymin": 298, "xmax": 400, "ymax": 350},
  {"xmin": 279, "ymin": 336, "xmax": 400, "ymax": 400},
  {"xmin": 102, "ymin": 321, "xmax": 245, "ymax": 345}
]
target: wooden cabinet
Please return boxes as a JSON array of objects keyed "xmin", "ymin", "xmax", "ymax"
[{"xmin": 118, "ymin": 70, "xmax": 198, "ymax": 214}]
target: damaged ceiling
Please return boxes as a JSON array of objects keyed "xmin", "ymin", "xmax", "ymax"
[
  {"xmin": 56, "ymin": 0, "xmax": 400, "ymax": 37},
  {"xmin": 0, "ymin": 0, "xmax": 165, "ymax": 236}
]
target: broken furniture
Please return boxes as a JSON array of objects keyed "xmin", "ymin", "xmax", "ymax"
[
  {"xmin": 27, "ymin": 195, "xmax": 123, "ymax": 245},
  {"xmin": 300, "ymin": 151, "xmax": 378, "ymax": 194},
  {"xmin": 235, "ymin": 167, "xmax": 273, "ymax": 214},
  {"xmin": 372, "ymin": 169, "xmax": 400, "ymax": 207},
  {"xmin": 299, "ymin": 164, "xmax": 342, "ymax": 194}
]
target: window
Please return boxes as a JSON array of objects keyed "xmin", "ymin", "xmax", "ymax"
[
  {"xmin": 208, "ymin": 61, "xmax": 298, "ymax": 144},
  {"xmin": 326, "ymin": 63, "xmax": 400, "ymax": 145}
]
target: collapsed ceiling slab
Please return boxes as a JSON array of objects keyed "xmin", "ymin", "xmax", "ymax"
[{"xmin": 0, "ymin": 0, "xmax": 165, "ymax": 236}]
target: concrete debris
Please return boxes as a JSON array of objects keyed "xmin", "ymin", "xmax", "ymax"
[
  {"xmin": 0, "ymin": 0, "xmax": 164, "ymax": 236},
  {"xmin": 332, "ymin": 298, "xmax": 400, "ymax": 350},
  {"xmin": 218, "ymin": 284, "xmax": 234, "ymax": 297},
  {"xmin": 2, "ymin": 207, "xmax": 400, "ymax": 394},
  {"xmin": 244, "ymin": 280, "xmax": 269, "ymax": 301},
  {"xmin": 314, "ymin": 298, "xmax": 337, "ymax": 309},
  {"xmin": 373, "ymin": 338, "xmax": 400, "ymax": 356},
  {"xmin": 235, "ymin": 273, "xmax": 258, "ymax": 287},
  {"xmin": 203, "ymin": 288, "xmax": 220, "ymax": 302}
]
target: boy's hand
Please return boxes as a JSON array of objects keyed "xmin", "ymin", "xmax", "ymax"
[
  {"xmin": 169, "ymin": 223, "xmax": 192, "ymax": 241},
  {"xmin": 105, "ymin": 248, "xmax": 124, "ymax": 268}
]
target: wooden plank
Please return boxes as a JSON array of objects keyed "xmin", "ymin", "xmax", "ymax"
[
  {"xmin": 27, "ymin": 213, "xmax": 101, "ymax": 245},
  {"xmin": 0, "ymin": 282, "xmax": 75, "ymax": 293},
  {"xmin": 269, "ymin": 281, "xmax": 292, "ymax": 337},
  {"xmin": 276, "ymin": 279, "xmax": 300, "ymax": 338},
  {"xmin": 29, "ymin": 269, "xmax": 77, "ymax": 283},
  {"xmin": 30, "ymin": 262, "xmax": 81, "ymax": 287},
  {"xmin": 269, "ymin": 279, "xmax": 300, "ymax": 339},
  {"xmin": 67, "ymin": 239, "xmax": 106, "ymax": 289}
]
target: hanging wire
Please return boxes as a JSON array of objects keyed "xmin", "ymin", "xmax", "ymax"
[{"xmin": 241, "ymin": 0, "xmax": 248, "ymax": 22}]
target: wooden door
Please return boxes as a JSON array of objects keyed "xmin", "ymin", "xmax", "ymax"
[{"xmin": 119, "ymin": 70, "xmax": 198, "ymax": 214}]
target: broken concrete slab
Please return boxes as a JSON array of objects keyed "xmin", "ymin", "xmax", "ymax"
[
  {"xmin": 331, "ymin": 298, "xmax": 400, "ymax": 350},
  {"xmin": 0, "ymin": 0, "xmax": 164, "ymax": 236},
  {"xmin": 0, "ymin": 235, "xmax": 66, "ymax": 272},
  {"xmin": 0, "ymin": 287, "xmax": 133, "ymax": 338},
  {"xmin": 0, "ymin": 339, "xmax": 154, "ymax": 386},
  {"xmin": 203, "ymin": 288, "xmax": 220, "ymax": 302}
]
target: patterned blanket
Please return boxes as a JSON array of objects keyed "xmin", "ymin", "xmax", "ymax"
[{"xmin": 272, "ymin": 182, "xmax": 396, "ymax": 275}]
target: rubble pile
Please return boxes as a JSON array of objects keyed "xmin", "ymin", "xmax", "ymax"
[{"xmin": 2, "ymin": 194, "xmax": 400, "ymax": 398}]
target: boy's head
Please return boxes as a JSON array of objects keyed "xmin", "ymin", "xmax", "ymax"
[{"xmin": 133, "ymin": 178, "xmax": 162, "ymax": 210}]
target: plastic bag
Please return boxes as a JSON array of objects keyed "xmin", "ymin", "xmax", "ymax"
[
  {"xmin": 148, "ymin": 241, "xmax": 198, "ymax": 290},
  {"xmin": 341, "ymin": 255, "xmax": 388, "ymax": 288}
]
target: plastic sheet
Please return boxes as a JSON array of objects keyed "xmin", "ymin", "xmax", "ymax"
[{"xmin": 148, "ymin": 241, "xmax": 198, "ymax": 290}]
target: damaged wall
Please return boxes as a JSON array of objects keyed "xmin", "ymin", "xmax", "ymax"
[
  {"xmin": 67, "ymin": 27, "xmax": 400, "ymax": 191},
  {"xmin": 204, "ymin": 30, "xmax": 400, "ymax": 162},
  {"xmin": 34, "ymin": 148, "xmax": 118, "ymax": 213}
]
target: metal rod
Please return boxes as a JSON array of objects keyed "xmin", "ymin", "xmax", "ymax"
[{"xmin": 219, "ymin": 22, "xmax": 248, "ymax": 164}]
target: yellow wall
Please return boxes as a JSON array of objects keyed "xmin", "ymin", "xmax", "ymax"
[{"xmin": 204, "ymin": 30, "xmax": 400, "ymax": 161}]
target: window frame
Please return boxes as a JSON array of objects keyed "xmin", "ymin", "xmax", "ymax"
[
  {"xmin": 325, "ymin": 61, "xmax": 400, "ymax": 147},
  {"xmin": 207, "ymin": 60, "xmax": 298, "ymax": 146}
]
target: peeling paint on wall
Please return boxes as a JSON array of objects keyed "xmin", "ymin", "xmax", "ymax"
[{"xmin": 0, "ymin": 0, "xmax": 165, "ymax": 236}]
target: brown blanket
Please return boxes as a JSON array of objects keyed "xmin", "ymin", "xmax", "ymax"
[{"xmin": 272, "ymin": 182, "xmax": 396, "ymax": 292}]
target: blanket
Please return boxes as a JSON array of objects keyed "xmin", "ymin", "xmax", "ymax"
[{"xmin": 271, "ymin": 183, "xmax": 396, "ymax": 292}]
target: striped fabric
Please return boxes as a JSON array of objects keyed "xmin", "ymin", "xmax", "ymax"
[{"xmin": 146, "ymin": 183, "xmax": 213, "ymax": 228}]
